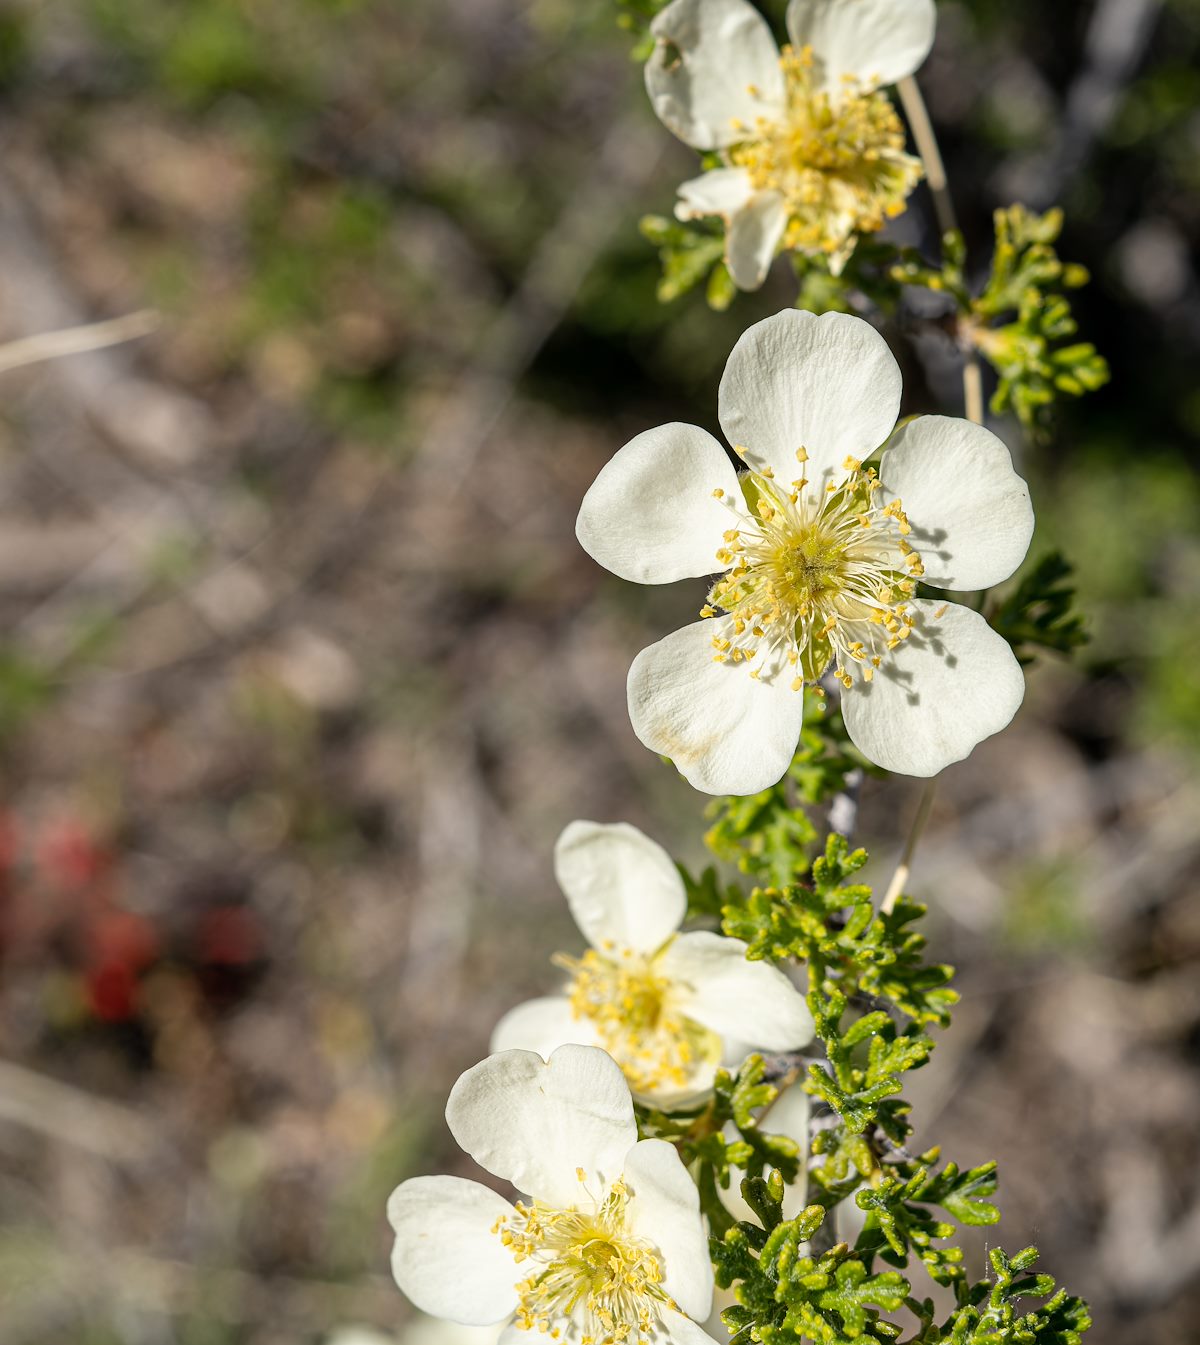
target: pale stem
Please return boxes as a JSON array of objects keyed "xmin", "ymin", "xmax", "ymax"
[
  {"xmin": 896, "ymin": 75, "xmax": 985, "ymax": 430},
  {"xmin": 896, "ymin": 76, "xmax": 956, "ymax": 238},
  {"xmin": 880, "ymin": 778, "xmax": 938, "ymax": 916},
  {"xmin": 962, "ymin": 354, "xmax": 985, "ymax": 427},
  {"xmin": 878, "ymin": 78, "xmax": 988, "ymax": 912},
  {"xmin": 0, "ymin": 309, "xmax": 159, "ymax": 375}
]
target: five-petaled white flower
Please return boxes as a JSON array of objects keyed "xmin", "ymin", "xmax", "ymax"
[
  {"xmin": 491, "ymin": 820, "xmax": 813, "ymax": 1110},
  {"xmin": 388, "ymin": 1045, "xmax": 714, "ymax": 1345},
  {"xmin": 645, "ymin": 0, "xmax": 936, "ymax": 287},
  {"xmin": 576, "ymin": 309, "xmax": 1034, "ymax": 795}
]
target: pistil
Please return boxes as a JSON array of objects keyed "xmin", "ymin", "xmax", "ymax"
[
  {"xmin": 497, "ymin": 1180, "xmax": 675, "ymax": 1345},
  {"xmin": 729, "ymin": 45, "xmax": 924, "ymax": 264},
  {"xmin": 705, "ymin": 457, "xmax": 924, "ymax": 689},
  {"xmin": 554, "ymin": 946, "xmax": 720, "ymax": 1096}
]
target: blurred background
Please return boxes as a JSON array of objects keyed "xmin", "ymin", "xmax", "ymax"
[{"xmin": 0, "ymin": 0, "xmax": 1197, "ymax": 1341}]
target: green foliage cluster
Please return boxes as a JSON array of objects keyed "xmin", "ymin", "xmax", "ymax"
[
  {"xmin": 640, "ymin": 1054, "xmax": 804, "ymax": 1239},
  {"xmin": 614, "ymin": 0, "xmax": 673, "ymax": 57},
  {"xmin": 687, "ymin": 835, "xmax": 1091, "ymax": 1344},
  {"xmin": 724, "ymin": 835, "xmax": 958, "ymax": 1032},
  {"xmin": 973, "ymin": 207, "xmax": 1111, "ymax": 434},
  {"xmin": 910, "ymin": 1247, "xmax": 1093, "ymax": 1345},
  {"xmin": 639, "ymin": 202, "xmax": 1109, "ymax": 441},
  {"xmin": 639, "ymin": 216, "xmax": 737, "ymax": 310},
  {"xmin": 891, "ymin": 209, "xmax": 1109, "ymax": 436},
  {"xmin": 988, "ymin": 552, "xmax": 1089, "ymax": 666},
  {"xmin": 699, "ymin": 696, "xmax": 863, "ymax": 890},
  {"xmin": 715, "ymin": 1223, "xmax": 1091, "ymax": 1345},
  {"xmin": 717, "ymin": 1225, "xmax": 908, "ymax": 1345}
]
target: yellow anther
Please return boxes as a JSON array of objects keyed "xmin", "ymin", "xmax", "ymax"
[
  {"xmin": 727, "ymin": 46, "xmax": 922, "ymax": 261},
  {"xmin": 712, "ymin": 487, "xmax": 725, "ymax": 498},
  {"xmin": 700, "ymin": 465, "xmax": 926, "ymax": 702}
]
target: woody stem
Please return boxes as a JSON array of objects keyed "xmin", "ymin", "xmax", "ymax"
[{"xmin": 896, "ymin": 75, "xmax": 985, "ymax": 429}]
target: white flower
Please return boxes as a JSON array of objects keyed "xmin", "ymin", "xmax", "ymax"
[
  {"xmin": 491, "ymin": 820, "xmax": 813, "ymax": 1110},
  {"xmin": 388, "ymin": 1045, "xmax": 714, "ymax": 1345},
  {"xmin": 576, "ymin": 309, "xmax": 1033, "ymax": 795},
  {"xmin": 645, "ymin": 0, "xmax": 936, "ymax": 286}
]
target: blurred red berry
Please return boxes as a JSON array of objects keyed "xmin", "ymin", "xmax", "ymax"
[
  {"xmin": 86, "ymin": 961, "xmax": 140, "ymax": 1022},
  {"xmin": 88, "ymin": 909, "xmax": 160, "ymax": 972},
  {"xmin": 39, "ymin": 819, "xmax": 110, "ymax": 890},
  {"xmin": 196, "ymin": 905, "xmax": 263, "ymax": 967}
]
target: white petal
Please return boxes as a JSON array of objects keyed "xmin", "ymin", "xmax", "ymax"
[
  {"xmin": 678, "ymin": 170, "xmax": 789, "ymax": 292},
  {"xmin": 645, "ymin": 0, "xmax": 785, "ymax": 151},
  {"xmin": 764, "ymin": 1082, "xmax": 811, "ymax": 1189},
  {"xmin": 718, "ymin": 310, "xmax": 902, "ymax": 490},
  {"xmin": 835, "ymin": 1194, "xmax": 868, "ymax": 1248},
  {"xmin": 490, "ymin": 996, "xmax": 597, "ymax": 1059},
  {"xmin": 661, "ymin": 932, "xmax": 814, "ymax": 1049},
  {"xmin": 635, "ymin": 1058, "xmax": 722, "ymax": 1113},
  {"xmin": 785, "ymin": 0, "xmax": 936, "ymax": 95},
  {"xmin": 841, "ymin": 599, "xmax": 1025, "ymax": 776},
  {"xmin": 627, "ymin": 619, "xmax": 806, "ymax": 797},
  {"xmin": 878, "ymin": 416, "xmax": 1034, "ymax": 591},
  {"xmin": 622, "ymin": 1139, "xmax": 713, "ymax": 1321},
  {"xmin": 446, "ymin": 1046, "xmax": 637, "ymax": 1207},
  {"xmin": 676, "ymin": 167, "xmax": 756, "ymax": 221},
  {"xmin": 726, "ymin": 192, "xmax": 789, "ymax": 292},
  {"xmin": 576, "ymin": 424, "xmax": 740, "ymax": 585},
  {"xmin": 402, "ymin": 1316, "xmax": 509, "ymax": 1345},
  {"xmin": 387, "ymin": 1176, "xmax": 517, "ymax": 1325},
  {"xmin": 555, "ymin": 820, "xmax": 687, "ymax": 955},
  {"xmin": 663, "ymin": 1312, "xmax": 721, "ymax": 1345}
]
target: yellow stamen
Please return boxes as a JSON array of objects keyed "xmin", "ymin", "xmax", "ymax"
[{"xmin": 727, "ymin": 45, "xmax": 924, "ymax": 265}]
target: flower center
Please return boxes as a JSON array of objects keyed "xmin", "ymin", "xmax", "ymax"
[
  {"xmin": 497, "ymin": 1179, "xmax": 674, "ymax": 1345},
  {"xmin": 704, "ymin": 456, "xmax": 925, "ymax": 690},
  {"xmin": 728, "ymin": 45, "xmax": 923, "ymax": 260},
  {"xmin": 554, "ymin": 946, "xmax": 721, "ymax": 1097}
]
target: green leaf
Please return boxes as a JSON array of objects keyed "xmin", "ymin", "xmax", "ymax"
[
  {"xmin": 972, "ymin": 206, "xmax": 1110, "ymax": 437},
  {"xmin": 638, "ymin": 214, "xmax": 726, "ymax": 305},
  {"xmin": 704, "ymin": 694, "xmax": 863, "ymax": 888},
  {"xmin": 615, "ymin": 0, "xmax": 673, "ymax": 48},
  {"xmin": 989, "ymin": 552, "xmax": 1089, "ymax": 665},
  {"xmin": 911, "ymin": 1246, "xmax": 1093, "ymax": 1343}
]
